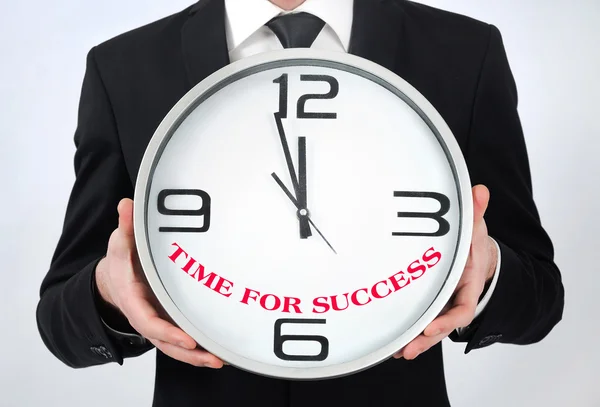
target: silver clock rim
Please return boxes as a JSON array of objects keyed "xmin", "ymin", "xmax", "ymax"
[{"xmin": 133, "ymin": 48, "xmax": 473, "ymax": 380}]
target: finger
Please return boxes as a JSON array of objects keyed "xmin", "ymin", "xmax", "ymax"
[
  {"xmin": 472, "ymin": 185, "xmax": 490, "ymax": 223},
  {"xmin": 150, "ymin": 339, "xmax": 224, "ymax": 368},
  {"xmin": 395, "ymin": 331, "xmax": 448, "ymax": 360},
  {"xmin": 425, "ymin": 283, "xmax": 479, "ymax": 335},
  {"xmin": 121, "ymin": 292, "xmax": 197, "ymax": 350},
  {"xmin": 117, "ymin": 198, "xmax": 135, "ymax": 237},
  {"xmin": 421, "ymin": 299, "xmax": 454, "ymax": 337},
  {"xmin": 424, "ymin": 303, "xmax": 474, "ymax": 335}
]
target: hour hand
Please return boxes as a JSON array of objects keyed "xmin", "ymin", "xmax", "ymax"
[
  {"xmin": 297, "ymin": 136, "xmax": 311, "ymax": 238},
  {"xmin": 271, "ymin": 172, "xmax": 336, "ymax": 254}
]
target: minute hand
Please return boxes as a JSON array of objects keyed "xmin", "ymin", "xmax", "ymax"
[{"xmin": 273, "ymin": 113, "xmax": 311, "ymax": 238}]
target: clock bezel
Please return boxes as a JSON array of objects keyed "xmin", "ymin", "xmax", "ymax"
[{"xmin": 133, "ymin": 49, "xmax": 473, "ymax": 380}]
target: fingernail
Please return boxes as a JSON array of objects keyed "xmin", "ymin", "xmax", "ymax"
[
  {"xmin": 203, "ymin": 363, "xmax": 215, "ymax": 368},
  {"xmin": 178, "ymin": 341, "xmax": 190, "ymax": 349}
]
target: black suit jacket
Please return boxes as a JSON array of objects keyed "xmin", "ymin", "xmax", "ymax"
[{"xmin": 36, "ymin": 0, "xmax": 564, "ymax": 406}]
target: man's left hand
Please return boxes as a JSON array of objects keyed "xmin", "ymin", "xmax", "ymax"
[{"xmin": 394, "ymin": 184, "xmax": 498, "ymax": 360}]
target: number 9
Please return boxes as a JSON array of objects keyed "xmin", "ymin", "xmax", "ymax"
[{"xmin": 157, "ymin": 189, "xmax": 211, "ymax": 233}]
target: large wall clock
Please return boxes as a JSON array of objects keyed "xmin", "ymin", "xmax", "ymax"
[{"xmin": 134, "ymin": 49, "xmax": 473, "ymax": 380}]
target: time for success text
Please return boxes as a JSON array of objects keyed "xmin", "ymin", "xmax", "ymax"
[{"xmin": 168, "ymin": 242, "xmax": 442, "ymax": 314}]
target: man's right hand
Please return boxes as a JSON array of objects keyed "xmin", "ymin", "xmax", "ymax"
[{"xmin": 95, "ymin": 198, "xmax": 224, "ymax": 369}]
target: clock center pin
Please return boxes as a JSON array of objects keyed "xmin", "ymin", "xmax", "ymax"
[{"xmin": 297, "ymin": 208, "xmax": 309, "ymax": 218}]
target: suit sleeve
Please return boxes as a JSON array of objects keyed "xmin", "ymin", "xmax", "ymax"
[
  {"xmin": 450, "ymin": 25, "xmax": 565, "ymax": 352},
  {"xmin": 36, "ymin": 47, "xmax": 152, "ymax": 368}
]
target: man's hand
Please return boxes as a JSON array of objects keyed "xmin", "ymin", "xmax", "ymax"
[
  {"xmin": 95, "ymin": 198, "xmax": 225, "ymax": 368},
  {"xmin": 394, "ymin": 185, "xmax": 498, "ymax": 360}
]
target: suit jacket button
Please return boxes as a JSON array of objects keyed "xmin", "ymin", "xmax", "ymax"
[
  {"xmin": 98, "ymin": 345, "xmax": 113, "ymax": 359},
  {"xmin": 478, "ymin": 334, "xmax": 503, "ymax": 347},
  {"xmin": 90, "ymin": 345, "xmax": 113, "ymax": 359}
]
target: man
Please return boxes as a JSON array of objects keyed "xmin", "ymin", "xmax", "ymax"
[{"xmin": 36, "ymin": 0, "xmax": 564, "ymax": 405}]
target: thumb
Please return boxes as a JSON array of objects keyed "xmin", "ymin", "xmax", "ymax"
[
  {"xmin": 472, "ymin": 185, "xmax": 490, "ymax": 223},
  {"xmin": 117, "ymin": 198, "xmax": 135, "ymax": 238}
]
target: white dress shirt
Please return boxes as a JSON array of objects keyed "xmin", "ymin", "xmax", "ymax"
[
  {"xmin": 223, "ymin": 0, "xmax": 501, "ymax": 323},
  {"xmin": 225, "ymin": 0, "xmax": 353, "ymax": 62}
]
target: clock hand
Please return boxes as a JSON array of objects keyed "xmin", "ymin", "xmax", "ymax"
[
  {"xmin": 274, "ymin": 112, "xmax": 300, "ymax": 197},
  {"xmin": 272, "ymin": 172, "xmax": 298, "ymax": 206},
  {"xmin": 297, "ymin": 136, "xmax": 312, "ymax": 238},
  {"xmin": 271, "ymin": 172, "xmax": 337, "ymax": 254},
  {"xmin": 305, "ymin": 217, "xmax": 336, "ymax": 254},
  {"xmin": 273, "ymin": 112, "xmax": 311, "ymax": 238}
]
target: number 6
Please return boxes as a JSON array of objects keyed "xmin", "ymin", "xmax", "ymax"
[{"xmin": 273, "ymin": 318, "xmax": 329, "ymax": 361}]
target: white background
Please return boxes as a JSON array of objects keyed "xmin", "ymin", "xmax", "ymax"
[{"xmin": 0, "ymin": 1, "xmax": 598, "ymax": 406}]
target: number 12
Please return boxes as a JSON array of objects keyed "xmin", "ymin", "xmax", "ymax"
[{"xmin": 273, "ymin": 74, "xmax": 339, "ymax": 119}]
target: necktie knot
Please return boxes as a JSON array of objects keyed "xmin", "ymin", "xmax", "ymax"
[{"xmin": 266, "ymin": 12, "xmax": 326, "ymax": 49}]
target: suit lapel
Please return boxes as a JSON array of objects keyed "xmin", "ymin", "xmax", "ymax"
[
  {"xmin": 349, "ymin": 0, "xmax": 404, "ymax": 72},
  {"xmin": 182, "ymin": 0, "xmax": 230, "ymax": 88}
]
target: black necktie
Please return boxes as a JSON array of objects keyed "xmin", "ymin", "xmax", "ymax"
[{"xmin": 266, "ymin": 12, "xmax": 326, "ymax": 49}]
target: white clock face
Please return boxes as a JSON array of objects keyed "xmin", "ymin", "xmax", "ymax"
[{"xmin": 135, "ymin": 50, "xmax": 472, "ymax": 380}]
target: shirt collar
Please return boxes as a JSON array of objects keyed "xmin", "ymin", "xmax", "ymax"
[{"xmin": 224, "ymin": 0, "xmax": 354, "ymax": 52}]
